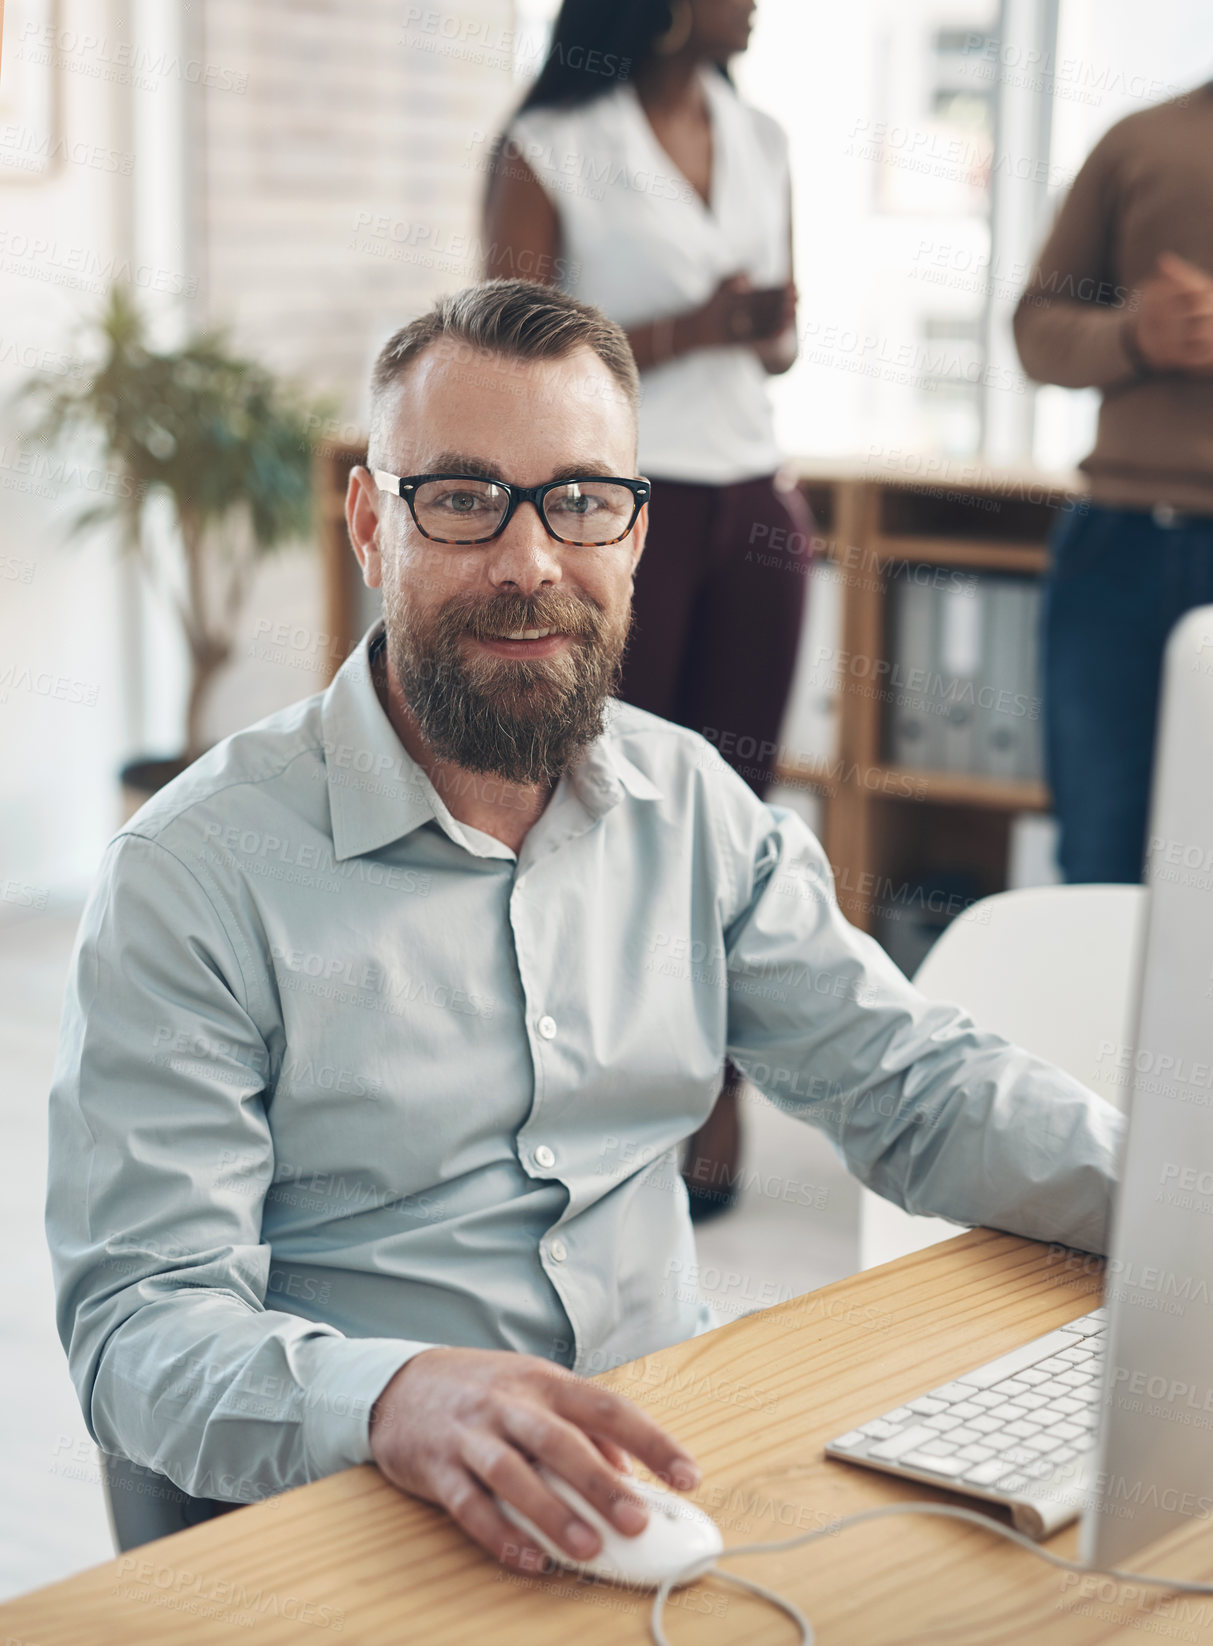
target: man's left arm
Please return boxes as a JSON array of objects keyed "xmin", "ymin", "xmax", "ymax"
[{"xmin": 718, "ymin": 801, "xmax": 1123, "ymax": 1255}]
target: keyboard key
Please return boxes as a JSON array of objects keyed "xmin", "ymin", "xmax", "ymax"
[
  {"xmin": 829, "ymin": 1431, "xmax": 867, "ymax": 1449},
  {"xmin": 982, "ymin": 1432, "xmax": 1019, "ymax": 1452},
  {"xmin": 1016, "ymin": 1370, "xmax": 1051, "ymax": 1387},
  {"xmin": 954, "ymin": 1329, "xmax": 1088, "ymax": 1390},
  {"xmin": 1025, "ymin": 1434, "xmax": 1064, "ymax": 1454},
  {"xmin": 1037, "ymin": 1357, "xmax": 1071, "ymax": 1373},
  {"xmin": 1056, "ymin": 1370, "xmax": 1092, "ymax": 1388},
  {"xmin": 956, "ymin": 1444, "xmax": 996, "ymax": 1463},
  {"xmin": 1051, "ymin": 1397, "xmax": 1084, "ymax": 1416},
  {"xmin": 868, "ymin": 1424, "xmax": 939, "ymax": 1460},
  {"xmin": 961, "ymin": 1459, "xmax": 1019, "ymax": 1487},
  {"xmin": 947, "ymin": 1401, "xmax": 983, "ymax": 1421},
  {"xmin": 901, "ymin": 1451, "xmax": 968, "ymax": 1477},
  {"xmin": 948, "ymin": 1427, "xmax": 984, "ymax": 1447},
  {"xmin": 1057, "ymin": 1347, "xmax": 1091, "ymax": 1364},
  {"xmin": 1034, "ymin": 1379, "xmax": 1072, "ymax": 1400},
  {"xmin": 933, "ymin": 1382, "xmax": 978, "ymax": 1402},
  {"xmin": 969, "ymin": 1416, "xmax": 1003, "ymax": 1435},
  {"xmin": 1001, "ymin": 1446, "xmax": 1038, "ymax": 1467},
  {"xmin": 1047, "ymin": 1421, "xmax": 1085, "ymax": 1442},
  {"xmin": 885, "ymin": 1407, "xmax": 914, "ymax": 1423},
  {"xmin": 1005, "ymin": 1419, "xmax": 1040, "ymax": 1438},
  {"xmin": 916, "ymin": 1439, "xmax": 958, "ymax": 1458},
  {"xmin": 860, "ymin": 1419, "xmax": 901, "ymax": 1439},
  {"xmin": 907, "ymin": 1396, "xmax": 948, "ymax": 1416},
  {"xmin": 1010, "ymin": 1392, "xmax": 1049, "ymax": 1411},
  {"xmin": 970, "ymin": 1391, "xmax": 1003, "ymax": 1409},
  {"xmin": 924, "ymin": 1414, "xmax": 961, "ymax": 1432},
  {"xmin": 991, "ymin": 1378, "xmax": 1030, "ymax": 1397},
  {"xmin": 988, "ymin": 1402, "xmax": 1026, "ymax": 1422}
]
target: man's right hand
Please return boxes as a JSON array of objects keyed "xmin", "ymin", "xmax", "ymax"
[
  {"xmin": 368, "ymin": 1346, "xmax": 702, "ymax": 1570},
  {"xmin": 1130, "ymin": 252, "xmax": 1213, "ymax": 372}
]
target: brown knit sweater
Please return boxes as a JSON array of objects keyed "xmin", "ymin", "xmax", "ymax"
[{"xmin": 1014, "ymin": 84, "xmax": 1213, "ymax": 513}]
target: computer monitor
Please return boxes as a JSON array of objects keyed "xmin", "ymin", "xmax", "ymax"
[{"xmin": 1083, "ymin": 603, "xmax": 1213, "ymax": 1571}]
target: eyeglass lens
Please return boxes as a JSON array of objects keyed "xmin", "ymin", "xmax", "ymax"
[{"xmin": 411, "ymin": 478, "xmax": 637, "ymax": 545}]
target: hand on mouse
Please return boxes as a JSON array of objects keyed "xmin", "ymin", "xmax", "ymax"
[{"xmin": 368, "ymin": 1346, "xmax": 702, "ymax": 1571}]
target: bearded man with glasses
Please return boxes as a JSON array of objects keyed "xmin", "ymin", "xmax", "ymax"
[{"xmin": 48, "ymin": 279, "xmax": 1121, "ymax": 1576}]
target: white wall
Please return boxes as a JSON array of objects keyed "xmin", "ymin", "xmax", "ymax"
[
  {"xmin": 0, "ymin": 0, "xmax": 523, "ymax": 895},
  {"xmin": 0, "ymin": 0, "xmax": 158, "ymax": 895}
]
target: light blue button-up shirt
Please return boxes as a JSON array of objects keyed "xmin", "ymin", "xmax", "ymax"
[{"xmin": 46, "ymin": 622, "xmax": 1122, "ymax": 1505}]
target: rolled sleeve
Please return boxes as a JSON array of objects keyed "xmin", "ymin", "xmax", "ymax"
[
  {"xmin": 718, "ymin": 797, "xmax": 1123, "ymax": 1256},
  {"xmin": 46, "ymin": 832, "xmax": 429, "ymax": 1501}
]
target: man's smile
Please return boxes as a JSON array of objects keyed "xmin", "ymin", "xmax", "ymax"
[{"xmin": 467, "ymin": 630, "xmax": 573, "ymax": 660}]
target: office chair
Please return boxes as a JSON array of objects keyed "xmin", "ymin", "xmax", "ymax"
[
  {"xmin": 100, "ymin": 1452, "xmax": 238, "ymax": 1552},
  {"xmin": 859, "ymin": 883, "xmax": 1146, "ymax": 1270}
]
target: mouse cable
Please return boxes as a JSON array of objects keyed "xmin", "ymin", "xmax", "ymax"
[{"xmin": 649, "ymin": 1499, "xmax": 1213, "ymax": 1646}]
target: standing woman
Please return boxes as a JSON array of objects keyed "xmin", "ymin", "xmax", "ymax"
[{"xmin": 483, "ymin": 0, "xmax": 813, "ymax": 1219}]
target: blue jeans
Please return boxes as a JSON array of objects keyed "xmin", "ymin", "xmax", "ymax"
[{"xmin": 1043, "ymin": 502, "xmax": 1213, "ymax": 883}]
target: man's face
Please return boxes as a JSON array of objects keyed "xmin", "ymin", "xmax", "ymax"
[{"xmin": 352, "ymin": 340, "xmax": 647, "ymax": 786}]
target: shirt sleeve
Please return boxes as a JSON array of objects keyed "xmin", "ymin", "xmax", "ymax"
[
  {"xmin": 45, "ymin": 832, "xmax": 430, "ymax": 1504},
  {"xmin": 1012, "ymin": 124, "xmax": 1141, "ymax": 391},
  {"xmin": 719, "ymin": 801, "xmax": 1123, "ymax": 1256}
]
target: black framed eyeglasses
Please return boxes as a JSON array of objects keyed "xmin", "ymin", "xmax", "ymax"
[{"xmin": 373, "ymin": 470, "xmax": 650, "ymax": 547}]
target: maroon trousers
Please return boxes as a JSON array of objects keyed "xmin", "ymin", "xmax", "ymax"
[{"xmin": 617, "ymin": 471, "xmax": 815, "ymax": 799}]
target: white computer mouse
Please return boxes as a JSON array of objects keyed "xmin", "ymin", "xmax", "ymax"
[{"xmin": 496, "ymin": 1464, "xmax": 723, "ymax": 1590}]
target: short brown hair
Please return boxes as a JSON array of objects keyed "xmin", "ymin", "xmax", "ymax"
[{"xmin": 367, "ymin": 278, "xmax": 640, "ymax": 463}]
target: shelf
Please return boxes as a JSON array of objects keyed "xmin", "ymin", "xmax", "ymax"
[
  {"xmin": 869, "ymin": 767, "xmax": 1051, "ymax": 811},
  {"xmin": 870, "ymin": 536, "xmax": 1049, "ymax": 573},
  {"xmin": 773, "ymin": 758, "xmax": 847, "ymax": 795}
]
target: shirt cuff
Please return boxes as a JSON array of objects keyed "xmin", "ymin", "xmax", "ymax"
[{"xmin": 299, "ymin": 1336, "xmax": 437, "ymax": 1479}]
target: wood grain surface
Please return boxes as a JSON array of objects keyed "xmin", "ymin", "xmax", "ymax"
[{"xmin": 5, "ymin": 1229, "xmax": 1212, "ymax": 1645}]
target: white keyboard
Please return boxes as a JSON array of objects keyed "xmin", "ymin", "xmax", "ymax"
[{"xmin": 825, "ymin": 1309, "xmax": 1106, "ymax": 1538}]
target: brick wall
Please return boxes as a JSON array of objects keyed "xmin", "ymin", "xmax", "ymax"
[{"xmin": 192, "ymin": 0, "xmax": 521, "ymax": 417}]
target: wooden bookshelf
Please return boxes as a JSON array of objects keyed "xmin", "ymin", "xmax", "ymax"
[
  {"xmin": 315, "ymin": 443, "xmax": 1082, "ymax": 941},
  {"xmin": 776, "ymin": 460, "xmax": 1085, "ymax": 936}
]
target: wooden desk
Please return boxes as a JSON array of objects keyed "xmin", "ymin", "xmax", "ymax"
[{"xmin": 6, "ymin": 1230, "xmax": 1213, "ymax": 1644}]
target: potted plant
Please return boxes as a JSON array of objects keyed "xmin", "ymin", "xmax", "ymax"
[{"xmin": 20, "ymin": 285, "xmax": 333, "ymax": 811}]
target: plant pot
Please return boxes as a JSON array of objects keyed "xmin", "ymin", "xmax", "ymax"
[{"xmin": 118, "ymin": 755, "xmax": 192, "ymax": 824}]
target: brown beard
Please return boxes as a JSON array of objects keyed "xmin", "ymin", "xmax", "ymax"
[{"xmin": 381, "ymin": 580, "xmax": 633, "ymax": 786}]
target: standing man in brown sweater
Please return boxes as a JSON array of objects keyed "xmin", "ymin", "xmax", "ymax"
[{"xmin": 1013, "ymin": 82, "xmax": 1213, "ymax": 882}]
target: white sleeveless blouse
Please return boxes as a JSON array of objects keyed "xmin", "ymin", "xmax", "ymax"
[{"xmin": 507, "ymin": 66, "xmax": 791, "ymax": 485}]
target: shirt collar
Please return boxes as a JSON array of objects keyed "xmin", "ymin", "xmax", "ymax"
[{"xmin": 321, "ymin": 622, "xmax": 660, "ymax": 862}]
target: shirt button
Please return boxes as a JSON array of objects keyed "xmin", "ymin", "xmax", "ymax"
[
  {"xmin": 537, "ymin": 1015, "xmax": 558, "ymax": 1039},
  {"xmin": 547, "ymin": 1238, "xmax": 568, "ymax": 1263},
  {"xmin": 534, "ymin": 1144, "xmax": 556, "ymax": 1170}
]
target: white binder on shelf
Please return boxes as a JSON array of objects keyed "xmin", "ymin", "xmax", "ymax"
[
  {"xmin": 886, "ymin": 577, "xmax": 939, "ymax": 769},
  {"xmin": 776, "ymin": 558, "xmax": 843, "ymax": 769},
  {"xmin": 974, "ymin": 575, "xmax": 1026, "ymax": 781},
  {"xmin": 1020, "ymin": 579, "xmax": 1045, "ymax": 782},
  {"xmin": 938, "ymin": 576, "xmax": 982, "ymax": 774}
]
